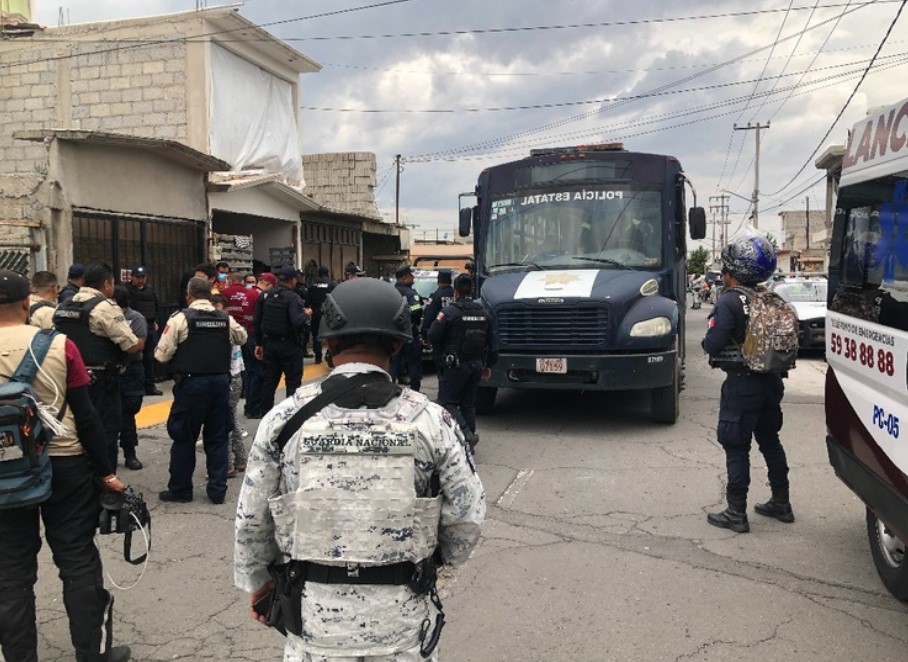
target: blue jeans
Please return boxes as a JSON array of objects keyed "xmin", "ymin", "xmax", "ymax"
[{"xmin": 166, "ymin": 374, "xmax": 230, "ymax": 501}]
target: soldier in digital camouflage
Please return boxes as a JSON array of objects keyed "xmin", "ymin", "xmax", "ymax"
[{"xmin": 235, "ymin": 278, "xmax": 485, "ymax": 661}]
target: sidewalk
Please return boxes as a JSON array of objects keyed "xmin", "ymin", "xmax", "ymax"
[{"xmin": 135, "ymin": 361, "xmax": 332, "ymax": 429}]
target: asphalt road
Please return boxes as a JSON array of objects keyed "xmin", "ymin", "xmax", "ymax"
[{"xmin": 20, "ymin": 306, "xmax": 908, "ymax": 661}]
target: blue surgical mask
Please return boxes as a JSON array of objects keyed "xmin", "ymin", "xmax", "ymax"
[{"xmin": 217, "ymin": 273, "xmax": 227, "ymax": 282}]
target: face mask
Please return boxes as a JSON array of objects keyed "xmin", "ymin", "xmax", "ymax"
[
  {"xmin": 245, "ymin": 283, "xmax": 254, "ymax": 289},
  {"xmin": 217, "ymin": 273, "xmax": 227, "ymax": 282}
]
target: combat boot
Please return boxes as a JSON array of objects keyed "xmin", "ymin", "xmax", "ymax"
[
  {"xmin": 707, "ymin": 504, "xmax": 750, "ymax": 533},
  {"xmin": 754, "ymin": 495, "xmax": 795, "ymax": 523}
]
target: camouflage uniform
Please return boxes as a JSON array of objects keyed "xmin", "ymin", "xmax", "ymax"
[{"xmin": 235, "ymin": 362, "xmax": 485, "ymax": 661}]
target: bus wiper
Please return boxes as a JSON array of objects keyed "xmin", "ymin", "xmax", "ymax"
[
  {"xmin": 487, "ymin": 261, "xmax": 544, "ymax": 271},
  {"xmin": 569, "ymin": 255, "xmax": 632, "ymax": 270}
]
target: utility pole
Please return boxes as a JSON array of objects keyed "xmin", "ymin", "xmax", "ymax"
[
  {"xmin": 709, "ymin": 194, "xmax": 730, "ymax": 252},
  {"xmin": 806, "ymin": 196, "xmax": 810, "ymax": 251},
  {"xmin": 394, "ymin": 154, "xmax": 402, "ymax": 225},
  {"xmin": 734, "ymin": 122, "xmax": 770, "ymax": 228}
]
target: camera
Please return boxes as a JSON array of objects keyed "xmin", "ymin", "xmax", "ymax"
[{"xmin": 98, "ymin": 487, "xmax": 151, "ymax": 565}]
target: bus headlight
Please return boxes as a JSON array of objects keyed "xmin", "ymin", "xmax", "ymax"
[{"xmin": 629, "ymin": 316, "xmax": 672, "ymax": 337}]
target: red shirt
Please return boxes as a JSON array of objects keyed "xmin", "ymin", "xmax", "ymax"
[
  {"xmin": 221, "ymin": 284, "xmax": 260, "ymax": 333},
  {"xmin": 64, "ymin": 338, "xmax": 91, "ymax": 389}
]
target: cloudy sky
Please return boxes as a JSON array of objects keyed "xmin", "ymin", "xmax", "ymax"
[{"xmin": 35, "ymin": 1, "xmax": 908, "ymax": 246}]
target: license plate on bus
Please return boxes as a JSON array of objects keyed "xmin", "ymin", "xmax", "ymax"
[{"xmin": 536, "ymin": 358, "xmax": 567, "ymax": 374}]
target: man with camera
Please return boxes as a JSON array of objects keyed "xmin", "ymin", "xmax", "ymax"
[
  {"xmin": 0, "ymin": 270, "xmax": 131, "ymax": 662},
  {"xmin": 155, "ymin": 277, "xmax": 247, "ymax": 505},
  {"xmin": 235, "ymin": 278, "xmax": 485, "ymax": 661}
]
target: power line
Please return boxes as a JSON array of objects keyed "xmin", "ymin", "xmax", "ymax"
[
  {"xmin": 407, "ymin": 0, "xmax": 879, "ymax": 162},
  {"xmin": 0, "ymin": 0, "xmax": 420, "ymax": 72},
  {"xmin": 768, "ymin": 0, "xmax": 907, "ymax": 196}
]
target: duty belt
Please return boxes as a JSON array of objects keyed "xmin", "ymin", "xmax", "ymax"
[{"xmin": 301, "ymin": 560, "xmax": 415, "ymax": 585}]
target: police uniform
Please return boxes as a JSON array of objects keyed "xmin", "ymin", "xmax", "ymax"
[
  {"xmin": 0, "ymin": 272, "xmax": 130, "ymax": 662},
  {"xmin": 125, "ymin": 271, "xmax": 160, "ymax": 394},
  {"xmin": 427, "ymin": 297, "xmax": 495, "ymax": 444},
  {"xmin": 389, "ymin": 275, "xmax": 424, "ymax": 392},
  {"xmin": 254, "ymin": 281, "xmax": 309, "ymax": 415},
  {"xmin": 420, "ymin": 281, "xmax": 454, "ymax": 342},
  {"xmin": 702, "ymin": 288, "xmax": 790, "ymax": 518},
  {"xmin": 235, "ymin": 363, "xmax": 485, "ymax": 662},
  {"xmin": 53, "ymin": 287, "xmax": 139, "ymax": 470},
  {"xmin": 306, "ymin": 275, "xmax": 336, "ymax": 364},
  {"xmin": 118, "ymin": 307, "xmax": 148, "ymax": 469},
  {"xmin": 155, "ymin": 299, "xmax": 247, "ymax": 503},
  {"xmin": 27, "ymin": 294, "xmax": 55, "ymax": 330}
]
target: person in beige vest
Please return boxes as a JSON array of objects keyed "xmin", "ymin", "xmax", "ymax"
[
  {"xmin": 28, "ymin": 270, "xmax": 58, "ymax": 330},
  {"xmin": 0, "ymin": 270, "xmax": 132, "ymax": 662}
]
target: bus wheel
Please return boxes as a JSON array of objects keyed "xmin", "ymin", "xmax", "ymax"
[
  {"xmin": 476, "ymin": 387, "xmax": 497, "ymax": 415},
  {"xmin": 867, "ymin": 508, "xmax": 908, "ymax": 602},
  {"xmin": 651, "ymin": 353, "xmax": 680, "ymax": 424}
]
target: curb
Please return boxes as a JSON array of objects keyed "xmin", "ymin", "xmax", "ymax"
[{"xmin": 135, "ymin": 362, "xmax": 332, "ymax": 429}]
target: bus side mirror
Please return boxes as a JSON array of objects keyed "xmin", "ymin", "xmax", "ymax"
[
  {"xmin": 689, "ymin": 207, "xmax": 706, "ymax": 240},
  {"xmin": 459, "ymin": 207, "xmax": 473, "ymax": 237}
]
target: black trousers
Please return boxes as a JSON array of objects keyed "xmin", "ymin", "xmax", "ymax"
[
  {"xmin": 389, "ymin": 340, "xmax": 423, "ymax": 392},
  {"xmin": 142, "ymin": 324, "xmax": 158, "ymax": 390},
  {"xmin": 260, "ymin": 338, "xmax": 304, "ymax": 414},
  {"xmin": 166, "ymin": 374, "xmax": 231, "ymax": 501},
  {"xmin": 89, "ymin": 372, "xmax": 123, "ymax": 470},
  {"xmin": 0, "ymin": 456, "xmax": 115, "ymax": 662},
  {"xmin": 716, "ymin": 372, "xmax": 790, "ymax": 506},
  {"xmin": 243, "ymin": 332, "xmax": 263, "ymax": 416},
  {"xmin": 311, "ymin": 309, "xmax": 324, "ymax": 362},
  {"xmin": 437, "ymin": 362, "xmax": 482, "ymax": 435}
]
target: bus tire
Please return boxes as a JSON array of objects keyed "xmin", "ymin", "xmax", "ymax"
[
  {"xmin": 867, "ymin": 508, "xmax": 908, "ymax": 602},
  {"xmin": 476, "ymin": 387, "xmax": 497, "ymax": 415},
  {"xmin": 651, "ymin": 354, "xmax": 680, "ymax": 425}
]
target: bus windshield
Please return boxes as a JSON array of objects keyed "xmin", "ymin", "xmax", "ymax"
[{"xmin": 483, "ymin": 187, "xmax": 663, "ymax": 272}]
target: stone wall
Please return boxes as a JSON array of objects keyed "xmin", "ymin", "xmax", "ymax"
[{"xmin": 302, "ymin": 152, "xmax": 382, "ymax": 220}]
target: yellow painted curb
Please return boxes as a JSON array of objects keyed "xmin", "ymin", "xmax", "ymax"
[{"xmin": 136, "ymin": 362, "xmax": 332, "ymax": 430}]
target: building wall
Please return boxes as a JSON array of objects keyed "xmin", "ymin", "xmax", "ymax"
[
  {"xmin": 779, "ymin": 210, "xmax": 828, "ymax": 252},
  {"xmin": 0, "ymin": 19, "xmax": 196, "ymax": 174},
  {"xmin": 302, "ymin": 152, "xmax": 382, "ymax": 220}
]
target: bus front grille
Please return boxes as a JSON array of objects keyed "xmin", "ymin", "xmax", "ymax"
[{"xmin": 497, "ymin": 306, "xmax": 608, "ymax": 347}]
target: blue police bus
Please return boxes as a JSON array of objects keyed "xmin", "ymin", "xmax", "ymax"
[{"xmin": 458, "ymin": 144, "xmax": 706, "ymax": 423}]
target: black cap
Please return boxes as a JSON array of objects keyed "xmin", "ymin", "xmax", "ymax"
[
  {"xmin": 68, "ymin": 263, "xmax": 85, "ymax": 279},
  {"xmin": 132, "ymin": 265, "xmax": 148, "ymax": 276},
  {"xmin": 437, "ymin": 269, "xmax": 453, "ymax": 284},
  {"xmin": 0, "ymin": 270, "xmax": 31, "ymax": 304},
  {"xmin": 318, "ymin": 266, "xmax": 330, "ymax": 277},
  {"xmin": 395, "ymin": 265, "xmax": 413, "ymax": 279},
  {"xmin": 344, "ymin": 263, "xmax": 363, "ymax": 275},
  {"xmin": 276, "ymin": 265, "xmax": 298, "ymax": 280}
]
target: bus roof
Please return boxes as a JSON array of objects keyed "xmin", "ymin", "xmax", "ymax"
[{"xmin": 840, "ymin": 96, "xmax": 908, "ymax": 188}]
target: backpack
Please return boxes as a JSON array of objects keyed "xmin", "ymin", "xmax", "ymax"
[
  {"xmin": 732, "ymin": 286, "xmax": 799, "ymax": 373},
  {"xmin": 0, "ymin": 330, "xmax": 59, "ymax": 509}
]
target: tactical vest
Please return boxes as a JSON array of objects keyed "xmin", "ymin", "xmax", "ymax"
[
  {"xmin": 445, "ymin": 300, "xmax": 488, "ymax": 361},
  {"xmin": 707, "ymin": 292, "xmax": 749, "ymax": 371},
  {"xmin": 306, "ymin": 280, "xmax": 331, "ymax": 309},
  {"xmin": 267, "ymin": 387, "xmax": 441, "ymax": 566},
  {"xmin": 170, "ymin": 308, "xmax": 231, "ymax": 375},
  {"xmin": 128, "ymin": 283, "xmax": 157, "ymax": 321},
  {"xmin": 262, "ymin": 287, "xmax": 293, "ymax": 338},
  {"xmin": 53, "ymin": 297, "xmax": 125, "ymax": 368}
]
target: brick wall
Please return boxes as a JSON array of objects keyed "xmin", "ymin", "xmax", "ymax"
[
  {"xmin": 779, "ymin": 210, "xmax": 827, "ymax": 251},
  {"xmin": 302, "ymin": 152, "xmax": 382, "ymax": 220},
  {"xmin": 0, "ymin": 20, "xmax": 190, "ymax": 174}
]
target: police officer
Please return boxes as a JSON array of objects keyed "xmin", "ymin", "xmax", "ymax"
[
  {"xmin": 57, "ymin": 263, "xmax": 84, "ymax": 303},
  {"xmin": 28, "ymin": 270, "xmax": 58, "ymax": 329},
  {"xmin": 343, "ymin": 262, "xmax": 365, "ymax": 280},
  {"xmin": 244, "ymin": 272, "xmax": 276, "ymax": 419},
  {"xmin": 427, "ymin": 274, "xmax": 496, "ymax": 450},
  {"xmin": 235, "ymin": 277, "xmax": 485, "ymax": 661},
  {"xmin": 0, "ymin": 270, "xmax": 131, "ymax": 662},
  {"xmin": 292, "ymin": 271, "xmax": 313, "ymax": 358},
  {"xmin": 389, "ymin": 265, "xmax": 424, "ymax": 391},
  {"xmin": 155, "ymin": 277, "xmax": 247, "ymax": 504},
  {"xmin": 306, "ymin": 265, "xmax": 336, "ymax": 364},
  {"xmin": 253, "ymin": 265, "xmax": 310, "ymax": 415},
  {"xmin": 124, "ymin": 265, "xmax": 162, "ymax": 396},
  {"xmin": 702, "ymin": 235, "xmax": 793, "ymax": 533},
  {"xmin": 53, "ymin": 263, "xmax": 144, "ymax": 470},
  {"xmin": 420, "ymin": 269, "xmax": 454, "ymax": 343},
  {"xmin": 112, "ymin": 286, "xmax": 147, "ymax": 471}
]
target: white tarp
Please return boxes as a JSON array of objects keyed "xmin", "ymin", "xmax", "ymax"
[{"xmin": 209, "ymin": 44, "xmax": 304, "ymax": 187}]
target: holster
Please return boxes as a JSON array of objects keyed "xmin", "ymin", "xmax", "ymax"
[{"xmin": 264, "ymin": 559, "xmax": 305, "ymax": 637}]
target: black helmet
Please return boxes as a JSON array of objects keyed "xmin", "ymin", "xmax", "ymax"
[{"xmin": 319, "ymin": 278, "xmax": 412, "ymax": 342}]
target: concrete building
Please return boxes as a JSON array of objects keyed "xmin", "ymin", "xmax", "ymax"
[{"xmin": 778, "ymin": 209, "xmax": 828, "ymax": 272}]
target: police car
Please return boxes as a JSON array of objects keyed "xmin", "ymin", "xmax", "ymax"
[
  {"xmin": 769, "ymin": 278, "xmax": 828, "ymax": 349},
  {"xmin": 412, "ymin": 269, "xmax": 461, "ymax": 360}
]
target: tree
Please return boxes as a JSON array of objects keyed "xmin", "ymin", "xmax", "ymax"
[{"xmin": 688, "ymin": 246, "xmax": 709, "ymax": 275}]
